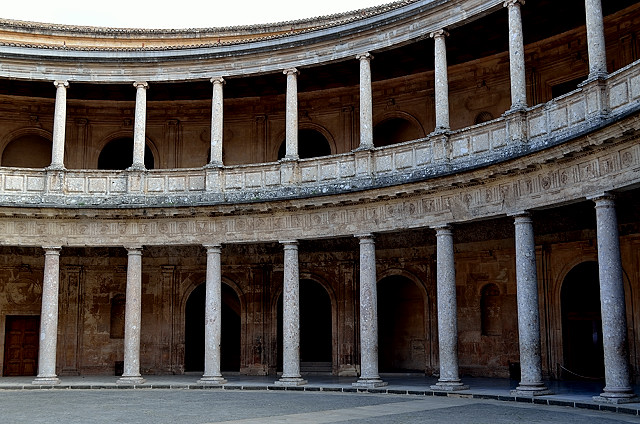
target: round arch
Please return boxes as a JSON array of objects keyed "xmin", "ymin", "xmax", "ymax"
[
  {"xmin": 1, "ymin": 128, "xmax": 53, "ymax": 168},
  {"xmin": 373, "ymin": 112, "xmax": 425, "ymax": 148},
  {"xmin": 95, "ymin": 131, "xmax": 160, "ymax": 170},
  {"xmin": 275, "ymin": 124, "xmax": 335, "ymax": 161}
]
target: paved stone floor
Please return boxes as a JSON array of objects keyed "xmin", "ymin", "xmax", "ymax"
[{"xmin": 0, "ymin": 375, "xmax": 638, "ymax": 423}]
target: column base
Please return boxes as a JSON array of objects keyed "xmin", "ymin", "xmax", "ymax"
[
  {"xmin": 32, "ymin": 376, "xmax": 60, "ymax": 385},
  {"xmin": 430, "ymin": 381, "xmax": 469, "ymax": 391},
  {"xmin": 352, "ymin": 378, "xmax": 387, "ymax": 388},
  {"xmin": 197, "ymin": 376, "xmax": 227, "ymax": 385},
  {"xmin": 511, "ymin": 383, "xmax": 552, "ymax": 396},
  {"xmin": 117, "ymin": 376, "xmax": 146, "ymax": 385},
  {"xmin": 274, "ymin": 377, "xmax": 307, "ymax": 386},
  {"xmin": 593, "ymin": 388, "xmax": 638, "ymax": 404}
]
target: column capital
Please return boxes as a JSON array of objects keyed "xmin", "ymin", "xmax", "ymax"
[
  {"xmin": 509, "ymin": 210, "xmax": 532, "ymax": 220},
  {"xmin": 283, "ymin": 68, "xmax": 299, "ymax": 76},
  {"xmin": 204, "ymin": 244, "xmax": 222, "ymax": 253},
  {"xmin": 355, "ymin": 233, "xmax": 375, "ymax": 242},
  {"xmin": 280, "ymin": 240, "xmax": 299, "ymax": 247},
  {"xmin": 429, "ymin": 29, "xmax": 449, "ymax": 39},
  {"xmin": 133, "ymin": 81, "xmax": 149, "ymax": 89},
  {"xmin": 42, "ymin": 246, "xmax": 62, "ymax": 253},
  {"xmin": 589, "ymin": 192, "xmax": 615, "ymax": 206},
  {"xmin": 210, "ymin": 77, "xmax": 225, "ymax": 85},
  {"xmin": 124, "ymin": 245, "xmax": 143, "ymax": 254},
  {"xmin": 356, "ymin": 52, "xmax": 373, "ymax": 61},
  {"xmin": 432, "ymin": 224, "xmax": 452, "ymax": 234},
  {"xmin": 53, "ymin": 80, "xmax": 69, "ymax": 88},
  {"xmin": 504, "ymin": 0, "xmax": 525, "ymax": 7}
]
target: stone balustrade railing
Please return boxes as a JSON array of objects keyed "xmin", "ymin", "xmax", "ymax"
[{"xmin": 0, "ymin": 59, "xmax": 638, "ymax": 209}]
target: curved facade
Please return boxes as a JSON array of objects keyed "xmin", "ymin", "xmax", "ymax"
[{"xmin": 0, "ymin": 0, "xmax": 638, "ymax": 401}]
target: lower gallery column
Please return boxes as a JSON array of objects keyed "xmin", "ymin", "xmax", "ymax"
[
  {"xmin": 33, "ymin": 246, "xmax": 62, "ymax": 385},
  {"xmin": 353, "ymin": 234, "xmax": 386, "ymax": 388},
  {"xmin": 591, "ymin": 195, "xmax": 637, "ymax": 403},
  {"xmin": 431, "ymin": 225, "xmax": 468, "ymax": 391},
  {"xmin": 198, "ymin": 244, "xmax": 227, "ymax": 385},
  {"xmin": 511, "ymin": 213, "xmax": 551, "ymax": 395},
  {"xmin": 118, "ymin": 246, "xmax": 145, "ymax": 385},
  {"xmin": 276, "ymin": 241, "xmax": 307, "ymax": 386}
]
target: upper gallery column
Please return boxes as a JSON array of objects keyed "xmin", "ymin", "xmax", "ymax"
[
  {"xmin": 118, "ymin": 246, "xmax": 145, "ymax": 385},
  {"xmin": 504, "ymin": 0, "xmax": 527, "ymax": 110},
  {"xmin": 276, "ymin": 241, "xmax": 307, "ymax": 386},
  {"xmin": 357, "ymin": 53, "xmax": 374, "ymax": 150},
  {"xmin": 198, "ymin": 244, "xmax": 227, "ymax": 385},
  {"xmin": 33, "ymin": 246, "xmax": 62, "ymax": 385},
  {"xmin": 131, "ymin": 81, "xmax": 148, "ymax": 170},
  {"xmin": 49, "ymin": 81, "xmax": 68, "ymax": 170},
  {"xmin": 430, "ymin": 30, "xmax": 450, "ymax": 132},
  {"xmin": 511, "ymin": 213, "xmax": 550, "ymax": 396},
  {"xmin": 209, "ymin": 77, "xmax": 225, "ymax": 166},
  {"xmin": 585, "ymin": 0, "xmax": 607, "ymax": 79},
  {"xmin": 591, "ymin": 195, "xmax": 637, "ymax": 403},
  {"xmin": 431, "ymin": 225, "xmax": 467, "ymax": 391},
  {"xmin": 353, "ymin": 234, "xmax": 386, "ymax": 388},
  {"xmin": 283, "ymin": 68, "xmax": 299, "ymax": 161}
]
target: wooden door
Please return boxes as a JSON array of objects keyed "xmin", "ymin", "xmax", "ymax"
[{"xmin": 3, "ymin": 316, "xmax": 40, "ymax": 376}]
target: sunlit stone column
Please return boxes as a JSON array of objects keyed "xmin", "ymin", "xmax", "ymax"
[
  {"xmin": 283, "ymin": 68, "xmax": 299, "ymax": 161},
  {"xmin": 32, "ymin": 246, "xmax": 62, "ymax": 385},
  {"xmin": 49, "ymin": 81, "xmax": 68, "ymax": 170},
  {"xmin": 276, "ymin": 241, "xmax": 307, "ymax": 386},
  {"xmin": 198, "ymin": 244, "xmax": 227, "ymax": 385},
  {"xmin": 431, "ymin": 225, "xmax": 467, "ymax": 391},
  {"xmin": 585, "ymin": 0, "xmax": 607, "ymax": 80},
  {"xmin": 131, "ymin": 81, "xmax": 148, "ymax": 170},
  {"xmin": 357, "ymin": 53, "xmax": 374, "ymax": 150},
  {"xmin": 209, "ymin": 77, "xmax": 225, "ymax": 166},
  {"xmin": 430, "ymin": 30, "xmax": 450, "ymax": 132},
  {"xmin": 591, "ymin": 195, "xmax": 637, "ymax": 403},
  {"xmin": 353, "ymin": 234, "xmax": 386, "ymax": 388},
  {"xmin": 118, "ymin": 246, "xmax": 145, "ymax": 385},
  {"xmin": 504, "ymin": 0, "xmax": 527, "ymax": 110},
  {"xmin": 511, "ymin": 213, "xmax": 551, "ymax": 396}
]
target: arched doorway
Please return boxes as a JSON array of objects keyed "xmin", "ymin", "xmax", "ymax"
[
  {"xmin": 184, "ymin": 283, "xmax": 241, "ymax": 372},
  {"xmin": 98, "ymin": 137, "xmax": 155, "ymax": 169},
  {"xmin": 277, "ymin": 129, "xmax": 332, "ymax": 160},
  {"xmin": 277, "ymin": 279, "xmax": 332, "ymax": 373},
  {"xmin": 378, "ymin": 275, "xmax": 426, "ymax": 372},
  {"xmin": 561, "ymin": 261, "xmax": 604, "ymax": 380},
  {"xmin": 373, "ymin": 117, "xmax": 422, "ymax": 148},
  {"xmin": 2, "ymin": 135, "xmax": 51, "ymax": 168}
]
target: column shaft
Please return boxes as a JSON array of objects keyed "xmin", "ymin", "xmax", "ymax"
[
  {"xmin": 505, "ymin": 0, "xmax": 527, "ymax": 110},
  {"xmin": 283, "ymin": 69, "xmax": 299, "ymax": 160},
  {"xmin": 33, "ymin": 246, "xmax": 62, "ymax": 385},
  {"xmin": 50, "ymin": 81, "xmax": 68, "ymax": 170},
  {"xmin": 276, "ymin": 241, "xmax": 306, "ymax": 385},
  {"xmin": 585, "ymin": 0, "xmax": 607, "ymax": 79},
  {"xmin": 512, "ymin": 213, "xmax": 550, "ymax": 395},
  {"xmin": 118, "ymin": 247, "xmax": 145, "ymax": 384},
  {"xmin": 592, "ymin": 195, "xmax": 636, "ymax": 403},
  {"xmin": 431, "ymin": 226, "xmax": 467, "ymax": 390},
  {"xmin": 430, "ymin": 30, "xmax": 449, "ymax": 131},
  {"xmin": 357, "ymin": 53, "xmax": 374, "ymax": 150},
  {"xmin": 209, "ymin": 77, "xmax": 225, "ymax": 166},
  {"xmin": 353, "ymin": 234, "xmax": 386, "ymax": 387},
  {"xmin": 131, "ymin": 82, "xmax": 148, "ymax": 170}
]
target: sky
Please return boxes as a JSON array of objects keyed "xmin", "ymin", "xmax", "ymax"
[{"xmin": 2, "ymin": 0, "xmax": 391, "ymax": 29}]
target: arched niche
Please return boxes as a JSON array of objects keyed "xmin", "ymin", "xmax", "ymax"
[
  {"xmin": 97, "ymin": 137, "xmax": 155, "ymax": 170},
  {"xmin": 373, "ymin": 115, "xmax": 423, "ymax": 148},
  {"xmin": 2, "ymin": 134, "xmax": 52, "ymax": 168},
  {"xmin": 277, "ymin": 128, "xmax": 333, "ymax": 160}
]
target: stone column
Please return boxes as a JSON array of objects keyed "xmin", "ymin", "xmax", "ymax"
[
  {"xmin": 505, "ymin": 0, "xmax": 527, "ymax": 110},
  {"xmin": 283, "ymin": 69, "xmax": 299, "ymax": 161},
  {"xmin": 275, "ymin": 241, "xmax": 307, "ymax": 386},
  {"xmin": 591, "ymin": 195, "xmax": 637, "ymax": 403},
  {"xmin": 33, "ymin": 246, "xmax": 62, "ymax": 385},
  {"xmin": 198, "ymin": 245, "xmax": 227, "ymax": 385},
  {"xmin": 585, "ymin": 0, "xmax": 607, "ymax": 80},
  {"xmin": 49, "ymin": 81, "xmax": 68, "ymax": 170},
  {"xmin": 430, "ymin": 30, "xmax": 450, "ymax": 132},
  {"xmin": 131, "ymin": 82, "xmax": 148, "ymax": 170},
  {"xmin": 118, "ymin": 246, "xmax": 145, "ymax": 385},
  {"xmin": 356, "ymin": 53, "xmax": 374, "ymax": 150},
  {"xmin": 209, "ymin": 77, "xmax": 225, "ymax": 166},
  {"xmin": 511, "ymin": 213, "xmax": 551, "ymax": 396},
  {"xmin": 431, "ymin": 225, "xmax": 467, "ymax": 390},
  {"xmin": 353, "ymin": 234, "xmax": 386, "ymax": 387}
]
